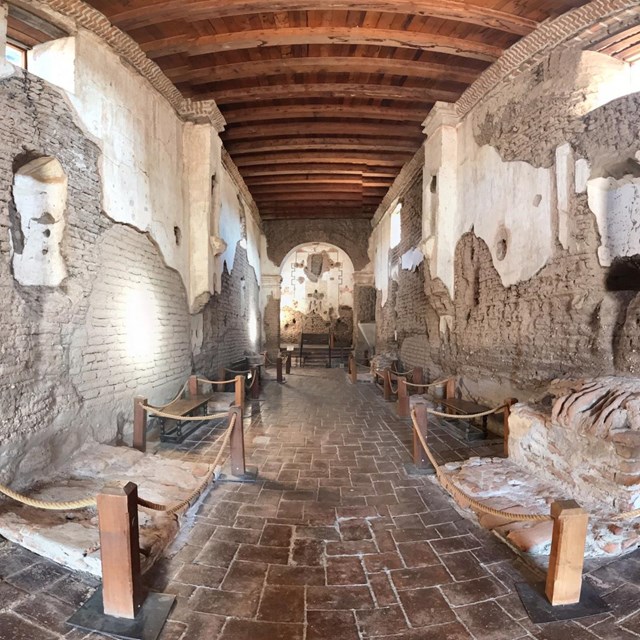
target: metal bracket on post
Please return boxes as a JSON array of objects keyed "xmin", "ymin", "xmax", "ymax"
[
  {"xmin": 67, "ymin": 482, "xmax": 175, "ymax": 640},
  {"xmin": 133, "ymin": 397, "xmax": 147, "ymax": 453},
  {"xmin": 405, "ymin": 403, "xmax": 435, "ymax": 476},
  {"xmin": 219, "ymin": 405, "xmax": 258, "ymax": 484},
  {"xmin": 516, "ymin": 500, "xmax": 608, "ymax": 623}
]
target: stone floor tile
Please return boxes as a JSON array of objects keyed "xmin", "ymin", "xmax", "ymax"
[
  {"xmin": 455, "ymin": 600, "xmax": 528, "ymax": 640},
  {"xmin": 5, "ymin": 561, "xmax": 68, "ymax": 593},
  {"xmin": 0, "ymin": 611, "xmax": 58, "ymax": 640},
  {"xmin": 291, "ymin": 539, "xmax": 324, "ymax": 566},
  {"xmin": 398, "ymin": 586, "xmax": 457, "ymax": 627},
  {"xmin": 189, "ymin": 587, "xmax": 260, "ymax": 618},
  {"xmin": 307, "ymin": 585, "xmax": 375, "ymax": 610},
  {"xmin": 397, "ymin": 541, "xmax": 440, "ymax": 567},
  {"xmin": 220, "ymin": 560, "xmax": 268, "ymax": 593},
  {"xmin": 267, "ymin": 565, "xmax": 325, "ymax": 586},
  {"xmin": 440, "ymin": 576, "xmax": 508, "ymax": 606},
  {"xmin": 237, "ymin": 544, "xmax": 289, "ymax": 565},
  {"xmin": 219, "ymin": 619, "xmax": 303, "ymax": 640},
  {"xmin": 326, "ymin": 556, "xmax": 367, "ymax": 585},
  {"xmin": 306, "ymin": 610, "xmax": 359, "ymax": 640},
  {"xmin": 390, "ymin": 565, "xmax": 453, "ymax": 590},
  {"xmin": 259, "ymin": 524, "xmax": 293, "ymax": 548},
  {"xmin": 356, "ymin": 605, "xmax": 409, "ymax": 637},
  {"xmin": 257, "ymin": 585, "xmax": 305, "ymax": 623}
]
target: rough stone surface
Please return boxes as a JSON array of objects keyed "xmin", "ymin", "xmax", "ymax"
[{"xmin": 264, "ymin": 219, "xmax": 371, "ymax": 272}]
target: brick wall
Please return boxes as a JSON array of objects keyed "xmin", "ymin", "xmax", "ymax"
[{"xmin": 0, "ymin": 68, "xmax": 260, "ymax": 485}]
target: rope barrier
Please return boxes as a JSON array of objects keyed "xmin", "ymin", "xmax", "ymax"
[
  {"xmin": 226, "ymin": 368, "xmax": 251, "ymax": 375},
  {"xmin": 247, "ymin": 372, "xmax": 259, "ymax": 390},
  {"xmin": 426, "ymin": 405, "xmax": 507, "ymax": 420},
  {"xmin": 613, "ymin": 507, "xmax": 640, "ymax": 521},
  {"xmin": 155, "ymin": 380, "xmax": 189, "ymax": 410},
  {"xmin": 410, "ymin": 410, "xmax": 551, "ymax": 523},
  {"xmin": 137, "ymin": 414, "xmax": 235, "ymax": 516},
  {"xmin": 197, "ymin": 376, "xmax": 237, "ymax": 387},
  {"xmin": 0, "ymin": 485, "xmax": 96, "ymax": 510},
  {"xmin": 405, "ymin": 378, "xmax": 449, "ymax": 390},
  {"xmin": 141, "ymin": 405, "xmax": 228, "ymax": 421},
  {"xmin": 390, "ymin": 367, "xmax": 412, "ymax": 377}
]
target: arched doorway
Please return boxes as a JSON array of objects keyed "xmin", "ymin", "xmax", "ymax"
[{"xmin": 280, "ymin": 242, "xmax": 355, "ymax": 347}]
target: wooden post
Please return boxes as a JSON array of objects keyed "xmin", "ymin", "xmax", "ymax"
[
  {"xmin": 545, "ymin": 500, "xmax": 589, "ymax": 606},
  {"xmin": 188, "ymin": 375, "xmax": 198, "ymax": 398},
  {"xmin": 235, "ymin": 375, "xmax": 245, "ymax": 407},
  {"xmin": 218, "ymin": 366, "xmax": 227, "ymax": 391},
  {"xmin": 133, "ymin": 397, "xmax": 147, "ymax": 453},
  {"xmin": 97, "ymin": 482, "xmax": 145, "ymax": 619},
  {"xmin": 445, "ymin": 377, "xmax": 456, "ymax": 400},
  {"xmin": 228, "ymin": 405, "xmax": 246, "ymax": 477},
  {"xmin": 413, "ymin": 367, "xmax": 424, "ymax": 386},
  {"xmin": 250, "ymin": 368, "xmax": 261, "ymax": 399},
  {"xmin": 413, "ymin": 404, "xmax": 430, "ymax": 468},
  {"xmin": 277, "ymin": 357, "xmax": 284, "ymax": 383},
  {"xmin": 285, "ymin": 353, "xmax": 292, "ymax": 374},
  {"xmin": 364, "ymin": 350, "xmax": 370, "ymax": 366},
  {"xmin": 503, "ymin": 398, "xmax": 517, "ymax": 458},
  {"xmin": 397, "ymin": 378, "xmax": 409, "ymax": 417},
  {"xmin": 383, "ymin": 368, "xmax": 392, "ymax": 402},
  {"xmin": 349, "ymin": 355, "xmax": 357, "ymax": 384},
  {"xmin": 262, "ymin": 351, "xmax": 269, "ymax": 370}
]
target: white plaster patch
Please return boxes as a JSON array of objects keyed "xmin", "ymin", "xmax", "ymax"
[
  {"xmin": 191, "ymin": 313, "xmax": 204, "ymax": 356},
  {"xmin": 575, "ymin": 158, "xmax": 591, "ymax": 194},
  {"xmin": 401, "ymin": 247, "xmax": 424, "ymax": 271},
  {"xmin": 12, "ymin": 157, "xmax": 68, "ymax": 287},
  {"xmin": 587, "ymin": 175, "xmax": 640, "ymax": 266},
  {"xmin": 555, "ymin": 143, "xmax": 574, "ymax": 250}
]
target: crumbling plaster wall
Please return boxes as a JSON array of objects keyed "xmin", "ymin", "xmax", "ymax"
[
  {"xmin": 374, "ymin": 45, "xmax": 640, "ymax": 402},
  {"xmin": 0, "ymin": 21, "xmax": 265, "ymax": 484}
]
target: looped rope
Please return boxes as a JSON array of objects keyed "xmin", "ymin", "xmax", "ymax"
[
  {"xmin": 197, "ymin": 377, "xmax": 238, "ymax": 386},
  {"xmin": 226, "ymin": 368, "xmax": 251, "ymax": 375},
  {"xmin": 155, "ymin": 380, "xmax": 189, "ymax": 410},
  {"xmin": 613, "ymin": 507, "xmax": 640, "ymax": 521},
  {"xmin": 0, "ymin": 485, "xmax": 97, "ymax": 511},
  {"xmin": 141, "ymin": 405, "xmax": 228, "ymax": 421},
  {"xmin": 405, "ymin": 378, "xmax": 449, "ymax": 390},
  {"xmin": 390, "ymin": 367, "xmax": 412, "ymax": 377},
  {"xmin": 137, "ymin": 414, "xmax": 235, "ymax": 517},
  {"xmin": 410, "ymin": 410, "xmax": 551, "ymax": 523},
  {"xmin": 426, "ymin": 405, "xmax": 507, "ymax": 420}
]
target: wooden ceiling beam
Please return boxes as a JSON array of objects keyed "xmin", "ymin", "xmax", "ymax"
[
  {"xmin": 245, "ymin": 175, "xmax": 393, "ymax": 186},
  {"xmin": 190, "ymin": 81, "xmax": 460, "ymax": 105},
  {"xmin": 106, "ymin": 1, "xmax": 537, "ymax": 37},
  {"xmin": 251, "ymin": 185, "xmax": 389, "ymax": 196},
  {"xmin": 241, "ymin": 164, "xmax": 398, "ymax": 177},
  {"xmin": 256, "ymin": 195, "xmax": 383, "ymax": 204},
  {"xmin": 141, "ymin": 26, "xmax": 504, "ymax": 62},
  {"xmin": 163, "ymin": 56, "xmax": 482, "ymax": 86},
  {"xmin": 235, "ymin": 152, "xmax": 411, "ymax": 167},
  {"xmin": 223, "ymin": 121, "xmax": 422, "ymax": 141},
  {"xmin": 260, "ymin": 211, "xmax": 375, "ymax": 220},
  {"xmin": 228, "ymin": 137, "xmax": 419, "ymax": 155},
  {"xmin": 223, "ymin": 104, "xmax": 430, "ymax": 124}
]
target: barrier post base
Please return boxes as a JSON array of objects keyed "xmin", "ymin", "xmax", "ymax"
[
  {"xmin": 218, "ymin": 464, "xmax": 259, "ymax": 484},
  {"xmin": 67, "ymin": 588, "xmax": 175, "ymax": 640},
  {"xmin": 515, "ymin": 581, "xmax": 608, "ymax": 624}
]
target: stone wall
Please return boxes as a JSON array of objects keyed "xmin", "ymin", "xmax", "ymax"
[
  {"xmin": 375, "ymin": 47, "xmax": 640, "ymax": 403},
  {"xmin": 0, "ymin": 63, "xmax": 263, "ymax": 485},
  {"xmin": 264, "ymin": 218, "xmax": 371, "ymax": 271}
]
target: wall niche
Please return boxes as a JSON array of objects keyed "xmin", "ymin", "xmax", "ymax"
[{"xmin": 12, "ymin": 156, "xmax": 68, "ymax": 286}]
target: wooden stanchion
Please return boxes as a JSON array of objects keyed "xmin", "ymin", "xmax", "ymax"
[
  {"xmin": 383, "ymin": 368, "xmax": 392, "ymax": 402},
  {"xmin": 413, "ymin": 404, "xmax": 430, "ymax": 469},
  {"xmin": 349, "ymin": 355, "xmax": 357, "ymax": 384},
  {"xmin": 445, "ymin": 377, "xmax": 456, "ymax": 400},
  {"xmin": 503, "ymin": 398, "xmax": 517, "ymax": 458},
  {"xmin": 188, "ymin": 375, "xmax": 198, "ymax": 397},
  {"xmin": 97, "ymin": 483, "xmax": 145, "ymax": 619},
  {"xmin": 277, "ymin": 357, "xmax": 284, "ymax": 383},
  {"xmin": 218, "ymin": 366, "xmax": 227, "ymax": 390},
  {"xmin": 133, "ymin": 396, "xmax": 147, "ymax": 453},
  {"xmin": 545, "ymin": 501, "xmax": 589, "ymax": 606},
  {"xmin": 286, "ymin": 353, "xmax": 292, "ymax": 374},
  {"xmin": 413, "ymin": 367, "xmax": 424, "ymax": 386},
  {"xmin": 235, "ymin": 375, "xmax": 245, "ymax": 407},
  {"xmin": 229, "ymin": 405, "xmax": 246, "ymax": 477},
  {"xmin": 397, "ymin": 379, "xmax": 410, "ymax": 417},
  {"xmin": 251, "ymin": 368, "xmax": 261, "ymax": 399}
]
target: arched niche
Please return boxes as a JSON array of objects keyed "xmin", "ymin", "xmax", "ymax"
[
  {"xmin": 279, "ymin": 242, "xmax": 355, "ymax": 345},
  {"xmin": 12, "ymin": 156, "xmax": 68, "ymax": 286}
]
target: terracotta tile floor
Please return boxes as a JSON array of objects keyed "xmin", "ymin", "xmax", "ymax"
[{"xmin": 1, "ymin": 368, "xmax": 640, "ymax": 639}]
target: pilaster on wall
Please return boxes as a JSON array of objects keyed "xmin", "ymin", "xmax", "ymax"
[{"xmin": 421, "ymin": 102, "xmax": 460, "ymax": 295}]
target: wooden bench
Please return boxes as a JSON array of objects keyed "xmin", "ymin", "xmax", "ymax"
[
  {"xmin": 158, "ymin": 393, "xmax": 213, "ymax": 443},
  {"xmin": 438, "ymin": 397, "xmax": 490, "ymax": 441},
  {"xmin": 218, "ymin": 357, "xmax": 262, "ymax": 400},
  {"xmin": 299, "ymin": 332, "xmax": 332, "ymax": 367}
]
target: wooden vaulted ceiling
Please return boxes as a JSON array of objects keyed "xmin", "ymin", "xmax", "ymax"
[{"xmin": 86, "ymin": 0, "xmax": 589, "ymax": 220}]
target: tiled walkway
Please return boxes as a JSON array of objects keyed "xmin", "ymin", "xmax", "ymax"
[{"xmin": 1, "ymin": 369, "xmax": 640, "ymax": 639}]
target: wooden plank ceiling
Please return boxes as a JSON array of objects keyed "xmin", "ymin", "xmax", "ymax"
[{"xmin": 86, "ymin": 0, "xmax": 589, "ymax": 220}]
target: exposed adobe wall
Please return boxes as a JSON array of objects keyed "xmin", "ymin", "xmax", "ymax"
[
  {"xmin": 263, "ymin": 218, "xmax": 371, "ymax": 271},
  {"xmin": 0, "ymin": 63, "xmax": 263, "ymax": 486},
  {"xmin": 374, "ymin": 48, "xmax": 640, "ymax": 402}
]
